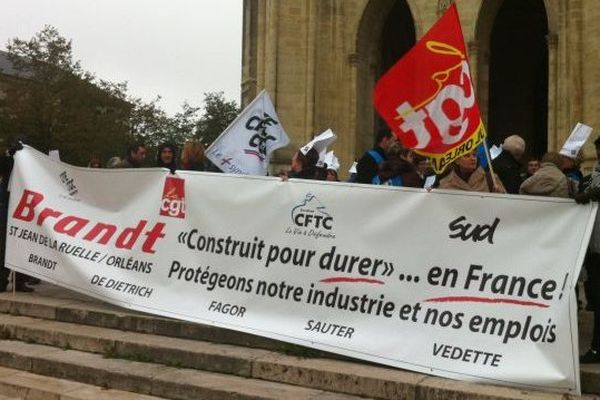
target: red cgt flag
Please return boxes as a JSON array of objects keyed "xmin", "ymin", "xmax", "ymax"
[{"xmin": 373, "ymin": 4, "xmax": 485, "ymax": 174}]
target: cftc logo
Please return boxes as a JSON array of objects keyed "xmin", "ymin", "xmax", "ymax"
[
  {"xmin": 286, "ymin": 193, "xmax": 336, "ymax": 240},
  {"xmin": 160, "ymin": 176, "xmax": 186, "ymax": 219},
  {"xmin": 244, "ymin": 112, "xmax": 279, "ymax": 160}
]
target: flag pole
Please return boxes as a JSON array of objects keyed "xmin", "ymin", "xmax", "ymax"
[{"xmin": 482, "ymin": 139, "xmax": 498, "ymax": 189}]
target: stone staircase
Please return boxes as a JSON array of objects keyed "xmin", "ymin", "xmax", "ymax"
[{"xmin": 0, "ymin": 283, "xmax": 596, "ymax": 399}]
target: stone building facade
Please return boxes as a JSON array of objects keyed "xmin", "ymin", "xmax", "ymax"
[{"xmin": 242, "ymin": 0, "xmax": 596, "ymax": 174}]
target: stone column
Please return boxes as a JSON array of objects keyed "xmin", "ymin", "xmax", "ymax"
[
  {"xmin": 546, "ymin": 33, "xmax": 559, "ymax": 151},
  {"xmin": 556, "ymin": 0, "xmax": 583, "ymax": 147},
  {"xmin": 241, "ymin": 0, "xmax": 259, "ymax": 107},
  {"xmin": 467, "ymin": 40, "xmax": 478, "ymax": 87},
  {"xmin": 304, "ymin": 0, "xmax": 317, "ymax": 142},
  {"xmin": 264, "ymin": 0, "xmax": 279, "ymax": 104},
  {"xmin": 347, "ymin": 51, "xmax": 360, "ymax": 170},
  {"xmin": 568, "ymin": 0, "xmax": 584, "ymax": 125},
  {"xmin": 467, "ymin": 40, "xmax": 490, "ymax": 129}
]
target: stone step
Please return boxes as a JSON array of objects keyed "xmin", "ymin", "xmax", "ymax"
[
  {"xmin": 3, "ymin": 287, "xmax": 593, "ymax": 358},
  {"xmin": 0, "ymin": 313, "xmax": 284, "ymax": 382},
  {"xmin": 0, "ymin": 304, "xmax": 595, "ymax": 399},
  {"xmin": 0, "ymin": 365, "xmax": 165, "ymax": 399},
  {"xmin": 0, "ymin": 340, "xmax": 364, "ymax": 400},
  {"xmin": 0, "ymin": 338, "xmax": 594, "ymax": 400},
  {"xmin": 0, "ymin": 286, "xmax": 597, "ymax": 399},
  {"xmin": 0, "ymin": 313, "xmax": 536, "ymax": 400},
  {"xmin": 0, "ymin": 289, "xmax": 299, "ymax": 355}
]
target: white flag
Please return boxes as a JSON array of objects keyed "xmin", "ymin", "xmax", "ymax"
[
  {"xmin": 300, "ymin": 129, "xmax": 337, "ymax": 156},
  {"xmin": 489, "ymin": 145, "xmax": 502, "ymax": 160},
  {"xmin": 302, "ymin": 129, "xmax": 337, "ymax": 168},
  {"xmin": 323, "ymin": 151, "xmax": 340, "ymax": 171},
  {"xmin": 348, "ymin": 161, "xmax": 358, "ymax": 174},
  {"xmin": 559, "ymin": 122, "xmax": 593, "ymax": 159},
  {"xmin": 206, "ymin": 90, "xmax": 290, "ymax": 175}
]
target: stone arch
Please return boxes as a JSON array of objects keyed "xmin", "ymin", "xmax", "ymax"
[
  {"xmin": 353, "ymin": 0, "xmax": 418, "ymax": 156},
  {"xmin": 475, "ymin": 0, "xmax": 552, "ymax": 157},
  {"xmin": 542, "ymin": 0, "xmax": 559, "ymax": 36}
]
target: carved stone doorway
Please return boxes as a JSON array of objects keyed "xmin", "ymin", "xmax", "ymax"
[
  {"xmin": 355, "ymin": 0, "xmax": 416, "ymax": 153},
  {"xmin": 478, "ymin": 0, "xmax": 549, "ymax": 157}
]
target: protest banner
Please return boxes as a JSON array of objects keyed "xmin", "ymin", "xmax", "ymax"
[
  {"xmin": 206, "ymin": 90, "xmax": 289, "ymax": 176},
  {"xmin": 6, "ymin": 146, "xmax": 597, "ymax": 394},
  {"xmin": 373, "ymin": 4, "xmax": 486, "ymax": 173}
]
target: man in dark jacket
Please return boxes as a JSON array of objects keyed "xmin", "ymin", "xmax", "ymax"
[
  {"xmin": 0, "ymin": 157, "xmax": 11, "ymax": 291},
  {"xmin": 492, "ymin": 135, "xmax": 526, "ymax": 194},
  {"xmin": 0, "ymin": 145, "xmax": 33, "ymax": 292},
  {"xmin": 575, "ymin": 136, "xmax": 600, "ymax": 363},
  {"xmin": 355, "ymin": 130, "xmax": 395, "ymax": 184},
  {"xmin": 119, "ymin": 143, "xmax": 147, "ymax": 168}
]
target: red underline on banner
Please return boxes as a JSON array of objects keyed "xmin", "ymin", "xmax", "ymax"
[
  {"xmin": 243, "ymin": 149, "xmax": 265, "ymax": 161},
  {"xmin": 319, "ymin": 277, "xmax": 385, "ymax": 285},
  {"xmin": 424, "ymin": 296, "xmax": 549, "ymax": 308}
]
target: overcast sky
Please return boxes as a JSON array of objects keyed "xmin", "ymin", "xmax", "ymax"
[{"xmin": 0, "ymin": 0, "xmax": 243, "ymax": 116}]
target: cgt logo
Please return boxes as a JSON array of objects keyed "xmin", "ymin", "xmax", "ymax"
[
  {"xmin": 160, "ymin": 176, "xmax": 186, "ymax": 219},
  {"xmin": 291, "ymin": 193, "xmax": 333, "ymax": 230}
]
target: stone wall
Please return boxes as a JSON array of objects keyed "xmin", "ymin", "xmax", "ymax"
[{"xmin": 243, "ymin": 0, "xmax": 598, "ymax": 175}]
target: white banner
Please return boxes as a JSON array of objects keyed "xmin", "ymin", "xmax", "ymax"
[
  {"xmin": 5, "ymin": 146, "xmax": 597, "ymax": 394},
  {"xmin": 206, "ymin": 90, "xmax": 289, "ymax": 176}
]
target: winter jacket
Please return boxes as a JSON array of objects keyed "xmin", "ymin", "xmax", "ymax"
[
  {"xmin": 356, "ymin": 147, "xmax": 386, "ymax": 184},
  {"xmin": 519, "ymin": 162, "xmax": 570, "ymax": 198},
  {"xmin": 439, "ymin": 167, "xmax": 506, "ymax": 193},
  {"xmin": 584, "ymin": 163, "xmax": 600, "ymax": 252},
  {"xmin": 491, "ymin": 151, "xmax": 523, "ymax": 194}
]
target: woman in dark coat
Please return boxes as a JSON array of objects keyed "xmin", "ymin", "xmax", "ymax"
[
  {"xmin": 156, "ymin": 143, "xmax": 179, "ymax": 173},
  {"xmin": 288, "ymin": 148, "xmax": 320, "ymax": 180}
]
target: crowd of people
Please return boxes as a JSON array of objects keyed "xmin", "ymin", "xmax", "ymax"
[
  {"xmin": 354, "ymin": 131, "xmax": 599, "ymax": 365},
  {"xmin": 1, "ymin": 130, "xmax": 600, "ymax": 365},
  {"xmin": 87, "ymin": 140, "xmax": 211, "ymax": 173},
  {"xmin": 75, "ymin": 132, "xmax": 577, "ymax": 202}
]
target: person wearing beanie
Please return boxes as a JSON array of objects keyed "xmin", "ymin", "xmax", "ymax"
[{"xmin": 491, "ymin": 134, "xmax": 526, "ymax": 194}]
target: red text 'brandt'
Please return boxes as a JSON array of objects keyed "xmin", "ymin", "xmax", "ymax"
[{"xmin": 12, "ymin": 189, "xmax": 166, "ymax": 254}]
